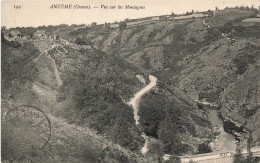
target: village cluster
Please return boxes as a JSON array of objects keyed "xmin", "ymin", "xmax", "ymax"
[{"xmin": 2, "ymin": 27, "xmax": 59, "ymax": 42}]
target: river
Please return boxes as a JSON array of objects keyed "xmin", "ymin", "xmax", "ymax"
[
  {"xmin": 128, "ymin": 74, "xmax": 236, "ymax": 158},
  {"xmin": 204, "ymin": 105, "xmax": 236, "ymax": 152}
]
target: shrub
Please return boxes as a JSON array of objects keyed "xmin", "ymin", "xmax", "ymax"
[
  {"xmin": 69, "ymin": 27, "xmax": 89, "ymax": 36},
  {"xmin": 91, "ymin": 22, "xmax": 97, "ymax": 26},
  {"xmin": 207, "ymin": 10, "xmax": 214, "ymax": 17},
  {"xmin": 73, "ymin": 143, "xmax": 101, "ymax": 162},
  {"xmin": 233, "ymin": 149, "xmax": 245, "ymax": 163},
  {"xmin": 119, "ymin": 21, "xmax": 127, "ymax": 29},
  {"xmin": 147, "ymin": 140, "xmax": 164, "ymax": 158},
  {"xmin": 139, "ymin": 94, "xmax": 166, "ymax": 138},
  {"xmin": 1, "ymin": 41, "xmax": 39, "ymax": 92},
  {"xmin": 197, "ymin": 143, "xmax": 212, "ymax": 154},
  {"xmin": 233, "ymin": 52, "xmax": 256, "ymax": 75},
  {"xmin": 158, "ymin": 110, "xmax": 190, "ymax": 154},
  {"xmin": 74, "ymin": 37, "xmax": 93, "ymax": 46},
  {"xmin": 164, "ymin": 155, "xmax": 181, "ymax": 163},
  {"xmin": 1, "ymin": 122, "xmax": 45, "ymax": 162}
]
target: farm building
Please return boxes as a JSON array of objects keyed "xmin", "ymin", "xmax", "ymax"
[{"xmin": 34, "ymin": 30, "xmax": 47, "ymax": 39}]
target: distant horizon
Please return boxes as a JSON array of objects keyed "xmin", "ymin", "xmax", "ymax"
[
  {"xmin": 2, "ymin": 0, "xmax": 259, "ymax": 28},
  {"xmin": 3, "ymin": 10, "xmax": 210, "ymax": 29}
]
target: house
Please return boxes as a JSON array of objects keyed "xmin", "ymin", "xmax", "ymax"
[
  {"xmin": 3, "ymin": 29, "xmax": 22, "ymax": 41},
  {"xmin": 10, "ymin": 30, "xmax": 22, "ymax": 39},
  {"xmin": 49, "ymin": 34, "xmax": 58, "ymax": 40},
  {"xmin": 2, "ymin": 30, "xmax": 10, "ymax": 40},
  {"xmin": 1, "ymin": 26, "xmax": 7, "ymax": 31},
  {"xmin": 34, "ymin": 30, "xmax": 47, "ymax": 39},
  {"xmin": 22, "ymin": 35, "xmax": 31, "ymax": 40}
]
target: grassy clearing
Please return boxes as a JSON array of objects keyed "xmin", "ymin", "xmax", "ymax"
[
  {"xmin": 1, "ymin": 122, "xmax": 49, "ymax": 162},
  {"xmin": 209, "ymin": 9, "xmax": 255, "ymax": 27},
  {"xmin": 242, "ymin": 18, "xmax": 260, "ymax": 22}
]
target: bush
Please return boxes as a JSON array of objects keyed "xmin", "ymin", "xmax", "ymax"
[
  {"xmin": 69, "ymin": 27, "xmax": 89, "ymax": 36},
  {"xmin": 158, "ymin": 106, "xmax": 192, "ymax": 155},
  {"xmin": 74, "ymin": 37, "xmax": 93, "ymax": 46},
  {"xmin": 1, "ymin": 122, "xmax": 45, "ymax": 162},
  {"xmin": 171, "ymin": 12, "xmax": 176, "ymax": 17},
  {"xmin": 148, "ymin": 140, "xmax": 164, "ymax": 156},
  {"xmin": 165, "ymin": 155, "xmax": 181, "ymax": 163},
  {"xmin": 139, "ymin": 94, "xmax": 166, "ymax": 138},
  {"xmin": 233, "ymin": 52, "xmax": 256, "ymax": 75},
  {"xmin": 207, "ymin": 10, "xmax": 214, "ymax": 17},
  {"xmin": 220, "ymin": 22, "xmax": 234, "ymax": 34},
  {"xmin": 1, "ymin": 41, "xmax": 39, "ymax": 92},
  {"xmin": 198, "ymin": 90, "xmax": 221, "ymax": 103},
  {"xmin": 223, "ymin": 120, "xmax": 243, "ymax": 134},
  {"xmin": 7, "ymin": 41, "xmax": 21, "ymax": 48},
  {"xmin": 73, "ymin": 143, "xmax": 101, "ymax": 162},
  {"xmin": 91, "ymin": 22, "xmax": 97, "ymax": 26},
  {"xmin": 233, "ymin": 149, "xmax": 245, "ymax": 163},
  {"xmin": 119, "ymin": 21, "xmax": 127, "ymax": 29},
  {"xmin": 197, "ymin": 143, "xmax": 212, "ymax": 154}
]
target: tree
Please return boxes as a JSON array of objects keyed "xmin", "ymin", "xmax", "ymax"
[
  {"xmin": 221, "ymin": 22, "xmax": 233, "ymax": 34},
  {"xmin": 74, "ymin": 37, "xmax": 93, "ymax": 46},
  {"xmin": 1, "ymin": 41, "xmax": 38, "ymax": 94},
  {"xmin": 245, "ymin": 131, "xmax": 253, "ymax": 163},
  {"xmin": 164, "ymin": 155, "xmax": 181, "ymax": 163},
  {"xmin": 239, "ymin": 6, "xmax": 245, "ymax": 11},
  {"xmin": 139, "ymin": 94, "xmax": 166, "ymax": 138},
  {"xmin": 233, "ymin": 148, "xmax": 245, "ymax": 163},
  {"xmin": 8, "ymin": 33, "xmax": 13, "ymax": 38},
  {"xmin": 197, "ymin": 143, "xmax": 212, "ymax": 154},
  {"xmin": 157, "ymin": 104, "xmax": 192, "ymax": 155},
  {"xmin": 104, "ymin": 22, "xmax": 110, "ymax": 28},
  {"xmin": 91, "ymin": 22, "xmax": 97, "ymax": 27},
  {"xmin": 75, "ymin": 37, "xmax": 84, "ymax": 45},
  {"xmin": 245, "ymin": 6, "xmax": 250, "ymax": 11},
  {"xmin": 147, "ymin": 140, "xmax": 164, "ymax": 163},
  {"xmin": 251, "ymin": 5, "xmax": 254, "ymax": 11},
  {"xmin": 186, "ymin": 12, "xmax": 191, "ymax": 15},
  {"xmin": 207, "ymin": 10, "xmax": 214, "ymax": 17},
  {"xmin": 119, "ymin": 21, "xmax": 127, "ymax": 29},
  {"xmin": 171, "ymin": 12, "xmax": 176, "ymax": 17},
  {"xmin": 56, "ymin": 35, "xmax": 60, "ymax": 40}
]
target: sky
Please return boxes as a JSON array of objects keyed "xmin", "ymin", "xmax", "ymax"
[{"xmin": 1, "ymin": 0, "xmax": 260, "ymax": 28}]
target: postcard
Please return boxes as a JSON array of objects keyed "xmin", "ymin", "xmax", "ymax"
[{"xmin": 1, "ymin": 0, "xmax": 260, "ymax": 162}]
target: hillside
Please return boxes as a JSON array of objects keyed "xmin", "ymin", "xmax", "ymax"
[
  {"xmin": 2, "ymin": 8, "xmax": 260, "ymax": 162},
  {"xmin": 61, "ymin": 9, "xmax": 260, "ymax": 146},
  {"xmin": 1, "ymin": 39, "xmax": 148, "ymax": 162}
]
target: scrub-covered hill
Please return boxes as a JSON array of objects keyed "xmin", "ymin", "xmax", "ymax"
[
  {"xmin": 63, "ymin": 8, "xmax": 259, "ymax": 147},
  {"xmin": 2, "ymin": 8, "xmax": 260, "ymax": 162}
]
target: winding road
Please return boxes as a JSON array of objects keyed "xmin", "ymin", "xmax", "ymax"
[
  {"xmin": 128, "ymin": 75, "xmax": 158, "ymax": 155},
  {"xmin": 128, "ymin": 75, "xmax": 158, "ymax": 125}
]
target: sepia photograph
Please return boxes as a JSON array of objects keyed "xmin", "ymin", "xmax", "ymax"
[{"xmin": 1, "ymin": 0, "xmax": 260, "ymax": 162}]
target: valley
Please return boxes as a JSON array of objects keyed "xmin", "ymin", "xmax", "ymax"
[{"xmin": 2, "ymin": 7, "xmax": 260, "ymax": 163}]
